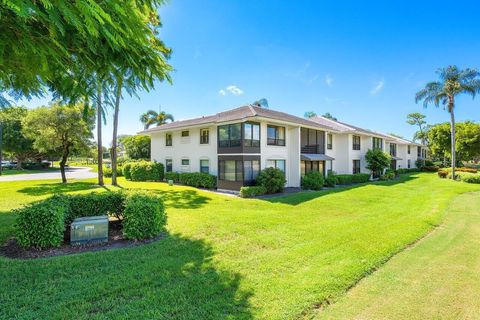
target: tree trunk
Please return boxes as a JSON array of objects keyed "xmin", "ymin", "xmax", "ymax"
[
  {"xmin": 449, "ymin": 100, "xmax": 456, "ymax": 180},
  {"xmin": 59, "ymin": 144, "xmax": 70, "ymax": 183},
  {"xmin": 111, "ymin": 77, "xmax": 123, "ymax": 186},
  {"xmin": 97, "ymin": 84, "xmax": 104, "ymax": 186}
]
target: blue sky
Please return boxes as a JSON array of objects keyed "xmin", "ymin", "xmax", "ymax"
[{"xmin": 25, "ymin": 0, "xmax": 480, "ymax": 143}]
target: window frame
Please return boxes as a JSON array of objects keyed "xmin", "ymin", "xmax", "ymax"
[
  {"xmin": 327, "ymin": 133, "xmax": 333, "ymax": 150},
  {"xmin": 407, "ymin": 145, "xmax": 411, "ymax": 154},
  {"xmin": 200, "ymin": 159, "xmax": 209, "ymax": 173},
  {"xmin": 165, "ymin": 133, "xmax": 173, "ymax": 146},
  {"xmin": 181, "ymin": 158, "xmax": 190, "ymax": 166},
  {"xmin": 165, "ymin": 159, "xmax": 173, "ymax": 172},
  {"xmin": 181, "ymin": 130, "xmax": 189, "ymax": 137},
  {"xmin": 372, "ymin": 137, "xmax": 383, "ymax": 150},
  {"xmin": 389, "ymin": 143, "xmax": 397, "ymax": 157},
  {"xmin": 353, "ymin": 159, "xmax": 361, "ymax": 174},
  {"xmin": 352, "ymin": 135, "xmax": 361, "ymax": 150},
  {"xmin": 267, "ymin": 125, "xmax": 286, "ymax": 146},
  {"xmin": 266, "ymin": 159, "xmax": 286, "ymax": 173},
  {"xmin": 200, "ymin": 128, "xmax": 209, "ymax": 145},
  {"xmin": 243, "ymin": 122, "xmax": 260, "ymax": 147},
  {"xmin": 218, "ymin": 123, "xmax": 242, "ymax": 148}
]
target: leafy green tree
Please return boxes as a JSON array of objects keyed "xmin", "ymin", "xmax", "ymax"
[
  {"xmin": 0, "ymin": 106, "xmax": 37, "ymax": 168},
  {"xmin": 406, "ymin": 113, "xmax": 429, "ymax": 144},
  {"xmin": 140, "ymin": 109, "xmax": 175, "ymax": 129},
  {"xmin": 415, "ymin": 66, "xmax": 480, "ymax": 179},
  {"xmin": 365, "ymin": 149, "xmax": 391, "ymax": 178},
  {"xmin": 427, "ymin": 121, "xmax": 480, "ymax": 165},
  {"xmin": 22, "ymin": 104, "xmax": 94, "ymax": 183},
  {"xmin": 304, "ymin": 111, "xmax": 317, "ymax": 119},
  {"xmin": 322, "ymin": 112, "xmax": 337, "ymax": 121},
  {"xmin": 120, "ymin": 136, "xmax": 151, "ymax": 160}
]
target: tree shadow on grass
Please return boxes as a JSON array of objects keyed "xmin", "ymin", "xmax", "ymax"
[
  {"xmin": 144, "ymin": 189, "xmax": 211, "ymax": 209},
  {"xmin": 17, "ymin": 182, "xmax": 100, "ymax": 196},
  {"xmin": 0, "ymin": 234, "xmax": 254, "ymax": 319},
  {"xmin": 265, "ymin": 173, "xmax": 419, "ymax": 206}
]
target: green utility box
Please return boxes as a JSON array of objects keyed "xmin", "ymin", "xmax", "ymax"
[{"xmin": 70, "ymin": 216, "xmax": 109, "ymax": 245}]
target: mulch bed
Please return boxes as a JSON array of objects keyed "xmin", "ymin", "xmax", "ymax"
[{"xmin": 0, "ymin": 220, "xmax": 164, "ymax": 260}]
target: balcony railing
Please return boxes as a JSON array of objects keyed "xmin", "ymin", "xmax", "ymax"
[
  {"xmin": 301, "ymin": 144, "xmax": 322, "ymax": 154},
  {"xmin": 267, "ymin": 138, "xmax": 285, "ymax": 146}
]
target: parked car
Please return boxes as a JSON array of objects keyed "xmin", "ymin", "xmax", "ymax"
[{"xmin": 1, "ymin": 161, "xmax": 15, "ymax": 169}]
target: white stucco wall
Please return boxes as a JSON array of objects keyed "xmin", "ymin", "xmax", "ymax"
[{"xmin": 150, "ymin": 125, "xmax": 218, "ymax": 175}]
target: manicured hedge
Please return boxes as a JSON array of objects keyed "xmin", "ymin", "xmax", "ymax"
[
  {"xmin": 443, "ymin": 167, "xmax": 478, "ymax": 174},
  {"xmin": 14, "ymin": 191, "xmax": 167, "ymax": 248},
  {"xmin": 123, "ymin": 162, "xmax": 134, "ymax": 180},
  {"xmin": 122, "ymin": 192, "xmax": 167, "ymax": 240},
  {"xmin": 256, "ymin": 167, "xmax": 286, "ymax": 194},
  {"xmin": 324, "ymin": 172, "xmax": 337, "ymax": 187},
  {"xmin": 103, "ymin": 166, "xmax": 124, "ymax": 178},
  {"xmin": 420, "ymin": 165, "xmax": 439, "ymax": 172},
  {"xmin": 335, "ymin": 173, "xmax": 370, "ymax": 185},
  {"xmin": 179, "ymin": 172, "xmax": 217, "ymax": 189},
  {"xmin": 165, "ymin": 171, "xmax": 180, "ymax": 183},
  {"xmin": 129, "ymin": 161, "xmax": 164, "ymax": 181},
  {"xmin": 240, "ymin": 186, "xmax": 267, "ymax": 198},
  {"xmin": 438, "ymin": 170, "xmax": 448, "ymax": 178},
  {"xmin": 301, "ymin": 171, "xmax": 324, "ymax": 190},
  {"xmin": 15, "ymin": 195, "xmax": 69, "ymax": 249},
  {"xmin": 397, "ymin": 168, "xmax": 420, "ymax": 174}
]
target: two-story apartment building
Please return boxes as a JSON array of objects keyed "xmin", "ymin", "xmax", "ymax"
[{"xmin": 140, "ymin": 105, "xmax": 427, "ymax": 191}]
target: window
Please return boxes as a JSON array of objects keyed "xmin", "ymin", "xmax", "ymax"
[
  {"xmin": 165, "ymin": 159, "xmax": 172, "ymax": 172},
  {"xmin": 267, "ymin": 125, "xmax": 286, "ymax": 146},
  {"xmin": 243, "ymin": 122, "xmax": 260, "ymax": 147},
  {"xmin": 417, "ymin": 146, "xmax": 421, "ymax": 157},
  {"xmin": 352, "ymin": 135, "xmax": 361, "ymax": 150},
  {"xmin": 372, "ymin": 137, "xmax": 383, "ymax": 150},
  {"xmin": 300, "ymin": 128, "xmax": 325, "ymax": 154},
  {"xmin": 181, "ymin": 159, "xmax": 189, "ymax": 166},
  {"xmin": 389, "ymin": 143, "xmax": 397, "ymax": 156},
  {"xmin": 327, "ymin": 133, "xmax": 333, "ymax": 150},
  {"xmin": 181, "ymin": 130, "xmax": 189, "ymax": 137},
  {"xmin": 301, "ymin": 161, "xmax": 324, "ymax": 177},
  {"xmin": 218, "ymin": 123, "xmax": 241, "ymax": 147},
  {"xmin": 200, "ymin": 159, "xmax": 209, "ymax": 173},
  {"xmin": 218, "ymin": 160, "xmax": 259, "ymax": 182},
  {"xmin": 200, "ymin": 128, "xmax": 209, "ymax": 144},
  {"xmin": 407, "ymin": 145, "xmax": 411, "ymax": 154},
  {"xmin": 267, "ymin": 159, "xmax": 286, "ymax": 173},
  {"xmin": 166, "ymin": 133, "xmax": 172, "ymax": 146},
  {"xmin": 407, "ymin": 159, "xmax": 411, "ymax": 168},
  {"xmin": 353, "ymin": 160, "xmax": 361, "ymax": 174}
]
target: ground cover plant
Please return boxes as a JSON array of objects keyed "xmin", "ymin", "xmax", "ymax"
[{"xmin": 0, "ymin": 173, "xmax": 479, "ymax": 319}]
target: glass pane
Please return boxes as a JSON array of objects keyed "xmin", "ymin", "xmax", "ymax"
[
  {"xmin": 308, "ymin": 129, "xmax": 316, "ymax": 145},
  {"xmin": 231, "ymin": 124, "xmax": 241, "ymax": 146},
  {"xmin": 319, "ymin": 161, "xmax": 324, "ymax": 175},
  {"xmin": 301, "ymin": 161, "xmax": 306, "ymax": 177},
  {"xmin": 200, "ymin": 159, "xmax": 209, "ymax": 166},
  {"xmin": 252, "ymin": 160, "xmax": 260, "ymax": 179},
  {"xmin": 266, "ymin": 160, "xmax": 275, "ymax": 168},
  {"xmin": 225, "ymin": 160, "xmax": 236, "ymax": 181},
  {"xmin": 243, "ymin": 123, "xmax": 252, "ymax": 140},
  {"xmin": 236, "ymin": 160, "xmax": 243, "ymax": 181},
  {"xmin": 277, "ymin": 160, "xmax": 286, "ymax": 172},
  {"xmin": 219, "ymin": 126, "xmax": 228, "ymax": 141},
  {"xmin": 252, "ymin": 124, "xmax": 260, "ymax": 140},
  {"xmin": 244, "ymin": 161, "xmax": 252, "ymax": 181},
  {"xmin": 267, "ymin": 126, "xmax": 276, "ymax": 139},
  {"xmin": 278, "ymin": 127, "xmax": 285, "ymax": 140}
]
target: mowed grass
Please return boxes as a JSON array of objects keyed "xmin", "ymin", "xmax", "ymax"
[
  {"xmin": 318, "ymin": 191, "xmax": 480, "ymax": 320},
  {"xmin": 0, "ymin": 167, "xmax": 59, "ymax": 176},
  {"xmin": 0, "ymin": 173, "xmax": 479, "ymax": 319}
]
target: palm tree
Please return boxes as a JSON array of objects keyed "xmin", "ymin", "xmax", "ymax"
[
  {"xmin": 140, "ymin": 109, "xmax": 174, "ymax": 129},
  {"xmin": 415, "ymin": 66, "xmax": 480, "ymax": 179}
]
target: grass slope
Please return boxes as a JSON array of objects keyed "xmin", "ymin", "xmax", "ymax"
[
  {"xmin": 0, "ymin": 173, "xmax": 479, "ymax": 319},
  {"xmin": 317, "ymin": 191, "xmax": 480, "ymax": 320}
]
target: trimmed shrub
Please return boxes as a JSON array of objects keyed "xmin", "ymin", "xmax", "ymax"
[
  {"xmin": 379, "ymin": 170, "xmax": 395, "ymax": 181},
  {"xmin": 178, "ymin": 172, "xmax": 217, "ymax": 189},
  {"xmin": 122, "ymin": 191, "xmax": 167, "ymax": 240},
  {"xmin": 15, "ymin": 195, "xmax": 69, "ymax": 249},
  {"xmin": 324, "ymin": 172, "xmax": 337, "ymax": 188},
  {"xmin": 129, "ymin": 161, "xmax": 164, "ymax": 181},
  {"xmin": 103, "ymin": 166, "xmax": 124, "ymax": 178},
  {"xmin": 437, "ymin": 170, "xmax": 448, "ymax": 178},
  {"xmin": 123, "ymin": 162, "xmax": 134, "ymax": 180},
  {"xmin": 256, "ymin": 167, "xmax": 286, "ymax": 194},
  {"xmin": 459, "ymin": 173, "xmax": 480, "ymax": 184},
  {"xmin": 301, "ymin": 171, "xmax": 324, "ymax": 190},
  {"xmin": 421, "ymin": 165, "xmax": 439, "ymax": 172},
  {"xmin": 240, "ymin": 186, "xmax": 267, "ymax": 198},
  {"xmin": 64, "ymin": 192, "xmax": 125, "ymax": 224},
  {"xmin": 397, "ymin": 168, "xmax": 420, "ymax": 174},
  {"xmin": 443, "ymin": 167, "xmax": 478, "ymax": 174},
  {"xmin": 165, "ymin": 171, "xmax": 180, "ymax": 183},
  {"xmin": 336, "ymin": 173, "xmax": 370, "ymax": 185}
]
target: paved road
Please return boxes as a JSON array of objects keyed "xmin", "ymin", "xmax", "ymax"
[{"xmin": 0, "ymin": 166, "xmax": 97, "ymax": 182}]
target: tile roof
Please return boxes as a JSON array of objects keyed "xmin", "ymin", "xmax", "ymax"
[{"xmin": 139, "ymin": 105, "xmax": 338, "ymax": 133}]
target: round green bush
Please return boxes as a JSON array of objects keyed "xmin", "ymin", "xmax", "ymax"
[
  {"xmin": 301, "ymin": 171, "xmax": 324, "ymax": 190},
  {"xmin": 122, "ymin": 192, "xmax": 167, "ymax": 240},
  {"xmin": 129, "ymin": 160, "xmax": 164, "ymax": 181},
  {"xmin": 324, "ymin": 172, "xmax": 336, "ymax": 187},
  {"xmin": 123, "ymin": 162, "xmax": 134, "ymax": 180},
  {"xmin": 15, "ymin": 195, "xmax": 69, "ymax": 249},
  {"xmin": 240, "ymin": 186, "xmax": 267, "ymax": 198},
  {"xmin": 256, "ymin": 167, "xmax": 286, "ymax": 194}
]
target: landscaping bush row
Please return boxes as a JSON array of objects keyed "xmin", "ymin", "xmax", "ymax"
[
  {"xmin": 14, "ymin": 191, "xmax": 167, "ymax": 249},
  {"xmin": 103, "ymin": 166, "xmax": 124, "ymax": 178},
  {"xmin": 396, "ymin": 168, "xmax": 420, "ymax": 174},
  {"xmin": 438, "ymin": 170, "xmax": 480, "ymax": 184},
  {"xmin": 240, "ymin": 186, "xmax": 267, "ymax": 198},
  {"xmin": 335, "ymin": 173, "xmax": 370, "ymax": 185},
  {"xmin": 123, "ymin": 160, "xmax": 164, "ymax": 181},
  {"xmin": 165, "ymin": 172, "xmax": 217, "ymax": 189},
  {"xmin": 443, "ymin": 167, "xmax": 478, "ymax": 174},
  {"xmin": 420, "ymin": 165, "xmax": 439, "ymax": 172}
]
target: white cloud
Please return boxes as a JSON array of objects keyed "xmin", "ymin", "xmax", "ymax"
[
  {"xmin": 325, "ymin": 74, "xmax": 333, "ymax": 87},
  {"xmin": 218, "ymin": 89, "xmax": 226, "ymax": 96},
  {"xmin": 370, "ymin": 80, "xmax": 384, "ymax": 95},
  {"xmin": 217, "ymin": 85, "xmax": 244, "ymax": 96}
]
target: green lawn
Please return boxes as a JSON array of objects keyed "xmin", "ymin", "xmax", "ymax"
[
  {"xmin": 0, "ymin": 173, "xmax": 479, "ymax": 319},
  {"xmin": 318, "ymin": 191, "xmax": 480, "ymax": 320},
  {"xmin": 0, "ymin": 167, "xmax": 59, "ymax": 176}
]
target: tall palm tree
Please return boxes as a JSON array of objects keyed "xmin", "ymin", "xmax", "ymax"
[
  {"xmin": 415, "ymin": 66, "xmax": 480, "ymax": 179},
  {"xmin": 140, "ymin": 109, "xmax": 174, "ymax": 129}
]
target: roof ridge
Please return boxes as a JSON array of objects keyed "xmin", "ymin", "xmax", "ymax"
[{"xmin": 248, "ymin": 104, "xmax": 258, "ymax": 116}]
